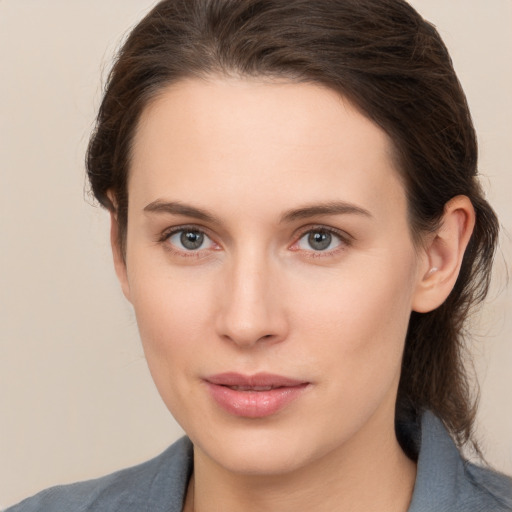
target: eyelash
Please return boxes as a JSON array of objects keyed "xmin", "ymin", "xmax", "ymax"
[
  {"xmin": 158, "ymin": 225, "xmax": 352, "ymax": 258},
  {"xmin": 290, "ymin": 225, "xmax": 352, "ymax": 258},
  {"xmin": 158, "ymin": 225, "xmax": 219, "ymax": 259}
]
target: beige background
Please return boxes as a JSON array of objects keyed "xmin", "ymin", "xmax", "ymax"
[{"xmin": 0, "ymin": 0, "xmax": 510, "ymax": 508}]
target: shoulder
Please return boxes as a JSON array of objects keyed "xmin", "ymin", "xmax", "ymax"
[
  {"xmin": 5, "ymin": 437, "xmax": 193, "ymax": 512},
  {"xmin": 463, "ymin": 461, "xmax": 512, "ymax": 512},
  {"xmin": 408, "ymin": 411, "xmax": 512, "ymax": 512}
]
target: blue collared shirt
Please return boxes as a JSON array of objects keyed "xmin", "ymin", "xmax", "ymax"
[{"xmin": 6, "ymin": 412, "xmax": 512, "ymax": 511}]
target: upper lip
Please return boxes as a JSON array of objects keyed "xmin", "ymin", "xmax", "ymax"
[{"xmin": 205, "ymin": 372, "xmax": 307, "ymax": 388}]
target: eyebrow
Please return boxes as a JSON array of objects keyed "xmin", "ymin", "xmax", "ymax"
[
  {"xmin": 279, "ymin": 201, "xmax": 372, "ymax": 223},
  {"xmin": 144, "ymin": 200, "xmax": 220, "ymax": 224},
  {"xmin": 144, "ymin": 199, "xmax": 372, "ymax": 224}
]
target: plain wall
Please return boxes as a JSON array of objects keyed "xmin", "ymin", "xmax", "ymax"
[{"xmin": 1, "ymin": 0, "xmax": 510, "ymax": 508}]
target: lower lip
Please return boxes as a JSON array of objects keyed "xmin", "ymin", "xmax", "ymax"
[{"xmin": 205, "ymin": 382, "xmax": 309, "ymax": 418}]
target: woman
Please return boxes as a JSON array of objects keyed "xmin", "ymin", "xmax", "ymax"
[{"xmin": 7, "ymin": 0, "xmax": 511, "ymax": 510}]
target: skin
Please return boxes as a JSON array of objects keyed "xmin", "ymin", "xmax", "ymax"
[{"xmin": 110, "ymin": 77, "xmax": 475, "ymax": 512}]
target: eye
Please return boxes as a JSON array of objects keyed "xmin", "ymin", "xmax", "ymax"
[
  {"xmin": 294, "ymin": 228, "xmax": 346, "ymax": 252},
  {"xmin": 166, "ymin": 228, "xmax": 216, "ymax": 252}
]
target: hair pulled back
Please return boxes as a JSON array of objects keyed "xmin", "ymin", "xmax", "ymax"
[{"xmin": 86, "ymin": 0, "xmax": 499, "ymax": 455}]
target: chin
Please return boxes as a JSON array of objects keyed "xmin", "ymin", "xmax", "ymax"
[{"xmin": 188, "ymin": 418, "xmax": 343, "ymax": 477}]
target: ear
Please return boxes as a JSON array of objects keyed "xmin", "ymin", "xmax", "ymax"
[
  {"xmin": 108, "ymin": 204, "xmax": 132, "ymax": 303},
  {"xmin": 412, "ymin": 195, "xmax": 476, "ymax": 313}
]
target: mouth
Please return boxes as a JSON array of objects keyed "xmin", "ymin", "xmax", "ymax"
[
  {"xmin": 204, "ymin": 372, "xmax": 310, "ymax": 418},
  {"xmin": 221, "ymin": 385, "xmax": 282, "ymax": 391}
]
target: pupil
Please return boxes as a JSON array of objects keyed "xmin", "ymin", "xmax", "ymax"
[
  {"xmin": 308, "ymin": 231, "xmax": 331, "ymax": 251},
  {"xmin": 181, "ymin": 231, "xmax": 204, "ymax": 250}
]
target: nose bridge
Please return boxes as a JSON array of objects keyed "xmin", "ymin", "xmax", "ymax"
[{"xmin": 216, "ymin": 245, "xmax": 286, "ymax": 347}]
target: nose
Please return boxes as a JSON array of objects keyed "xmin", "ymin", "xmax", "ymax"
[{"xmin": 215, "ymin": 251, "xmax": 288, "ymax": 348}]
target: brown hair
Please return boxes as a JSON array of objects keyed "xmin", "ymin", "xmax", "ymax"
[{"xmin": 86, "ymin": 0, "xmax": 499, "ymax": 455}]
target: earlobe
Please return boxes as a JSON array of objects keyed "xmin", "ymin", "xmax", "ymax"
[
  {"xmin": 109, "ymin": 209, "xmax": 132, "ymax": 303},
  {"xmin": 412, "ymin": 195, "xmax": 475, "ymax": 313}
]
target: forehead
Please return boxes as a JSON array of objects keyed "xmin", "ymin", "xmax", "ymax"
[{"xmin": 129, "ymin": 77, "xmax": 406, "ymax": 221}]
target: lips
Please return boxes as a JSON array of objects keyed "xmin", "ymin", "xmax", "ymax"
[{"xmin": 204, "ymin": 372, "xmax": 309, "ymax": 418}]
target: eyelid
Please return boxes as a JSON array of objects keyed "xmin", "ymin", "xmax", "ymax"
[
  {"xmin": 159, "ymin": 223, "xmax": 212, "ymax": 241},
  {"xmin": 294, "ymin": 224, "xmax": 353, "ymax": 242}
]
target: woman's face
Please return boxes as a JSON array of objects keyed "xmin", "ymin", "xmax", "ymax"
[{"xmin": 118, "ymin": 77, "xmax": 428, "ymax": 475}]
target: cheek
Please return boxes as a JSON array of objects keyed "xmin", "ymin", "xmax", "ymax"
[
  {"xmin": 291, "ymin": 255, "xmax": 417, "ymax": 392},
  {"xmin": 127, "ymin": 261, "xmax": 217, "ymax": 388},
  {"xmin": 134, "ymin": 282, "xmax": 213, "ymax": 342}
]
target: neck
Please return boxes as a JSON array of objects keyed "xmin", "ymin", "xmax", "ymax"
[{"xmin": 185, "ymin": 412, "xmax": 416, "ymax": 512}]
